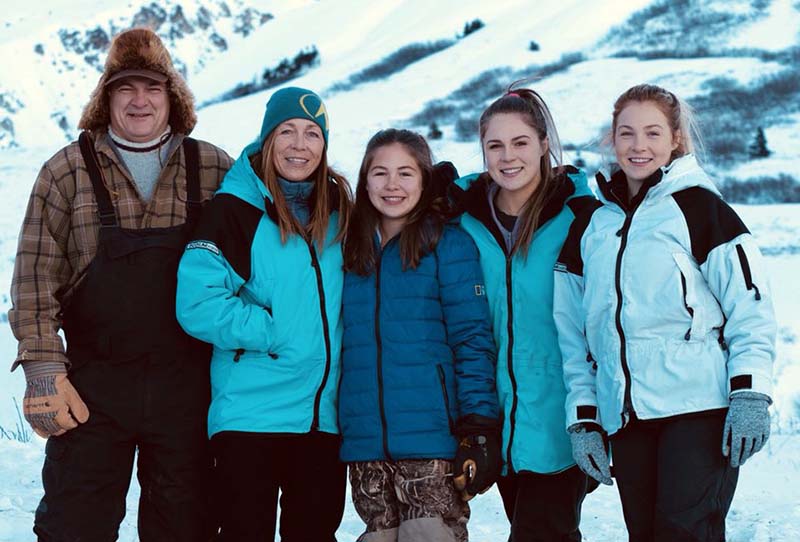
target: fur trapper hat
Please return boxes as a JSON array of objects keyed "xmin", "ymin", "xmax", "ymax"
[{"xmin": 78, "ymin": 27, "xmax": 196, "ymax": 135}]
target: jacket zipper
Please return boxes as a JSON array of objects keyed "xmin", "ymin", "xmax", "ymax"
[
  {"xmin": 735, "ymin": 244, "xmax": 762, "ymax": 300},
  {"xmin": 679, "ymin": 271, "xmax": 694, "ymax": 341},
  {"xmin": 374, "ymin": 250, "xmax": 392, "ymax": 460},
  {"xmin": 504, "ymin": 255, "xmax": 519, "ymax": 472},
  {"xmin": 436, "ymin": 364, "xmax": 455, "ymax": 434},
  {"xmin": 609, "ymin": 191, "xmax": 638, "ymax": 428},
  {"xmin": 307, "ymin": 241, "xmax": 332, "ymax": 432},
  {"xmin": 606, "ymin": 175, "xmax": 664, "ymax": 428}
]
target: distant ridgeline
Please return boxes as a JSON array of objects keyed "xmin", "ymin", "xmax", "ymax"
[{"xmin": 203, "ymin": 46, "xmax": 320, "ymax": 107}]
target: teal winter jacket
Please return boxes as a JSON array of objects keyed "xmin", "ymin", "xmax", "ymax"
[
  {"xmin": 451, "ymin": 167, "xmax": 596, "ymax": 474},
  {"xmin": 176, "ymin": 142, "xmax": 345, "ymax": 437}
]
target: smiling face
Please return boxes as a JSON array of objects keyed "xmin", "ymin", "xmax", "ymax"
[
  {"xmin": 365, "ymin": 142, "xmax": 423, "ymax": 241},
  {"xmin": 272, "ymin": 118, "xmax": 325, "ymax": 181},
  {"xmin": 614, "ymin": 100, "xmax": 680, "ymax": 188},
  {"xmin": 109, "ymin": 77, "xmax": 170, "ymax": 142},
  {"xmin": 482, "ymin": 112, "xmax": 548, "ymax": 214}
]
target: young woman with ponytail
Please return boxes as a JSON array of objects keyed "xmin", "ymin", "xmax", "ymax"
[{"xmin": 450, "ymin": 86, "xmax": 598, "ymax": 541}]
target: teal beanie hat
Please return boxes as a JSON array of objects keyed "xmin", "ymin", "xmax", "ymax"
[{"xmin": 256, "ymin": 87, "xmax": 329, "ymax": 149}]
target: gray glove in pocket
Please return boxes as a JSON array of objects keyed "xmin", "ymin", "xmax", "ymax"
[
  {"xmin": 722, "ymin": 391, "xmax": 771, "ymax": 468},
  {"xmin": 568, "ymin": 423, "xmax": 613, "ymax": 486}
]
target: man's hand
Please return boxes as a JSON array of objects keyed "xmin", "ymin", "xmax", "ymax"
[{"xmin": 23, "ymin": 372, "xmax": 90, "ymax": 438}]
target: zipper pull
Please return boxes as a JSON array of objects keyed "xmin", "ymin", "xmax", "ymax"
[
  {"xmin": 616, "ymin": 213, "xmax": 630, "ymax": 237},
  {"xmin": 621, "ymin": 400, "xmax": 634, "ymax": 427},
  {"xmin": 233, "ymin": 348, "xmax": 244, "ymax": 362},
  {"xmin": 684, "ymin": 329, "xmax": 692, "ymax": 341}
]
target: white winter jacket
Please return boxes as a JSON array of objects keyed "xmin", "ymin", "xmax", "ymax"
[{"xmin": 554, "ymin": 155, "xmax": 776, "ymax": 436}]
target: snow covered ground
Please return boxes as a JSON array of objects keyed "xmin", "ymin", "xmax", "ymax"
[
  {"xmin": 1, "ymin": 205, "xmax": 797, "ymax": 541},
  {"xmin": 1, "ymin": 428, "xmax": 799, "ymax": 541}
]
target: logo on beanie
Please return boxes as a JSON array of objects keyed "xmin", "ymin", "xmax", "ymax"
[{"xmin": 299, "ymin": 93, "xmax": 328, "ymax": 131}]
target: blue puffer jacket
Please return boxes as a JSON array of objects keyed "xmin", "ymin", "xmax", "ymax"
[
  {"xmin": 176, "ymin": 141, "xmax": 345, "ymax": 438},
  {"xmin": 339, "ymin": 224, "xmax": 499, "ymax": 462},
  {"xmin": 451, "ymin": 167, "xmax": 596, "ymax": 475}
]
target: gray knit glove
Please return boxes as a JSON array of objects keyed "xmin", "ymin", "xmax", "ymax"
[
  {"xmin": 568, "ymin": 423, "xmax": 613, "ymax": 486},
  {"xmin": 722, "ymin": 391, "xmax": 771, "ymax": 468}
]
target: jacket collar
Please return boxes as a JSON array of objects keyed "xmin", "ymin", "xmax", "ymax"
[
  {"xmin": 596, "ymin": 167, "xmax": 663, "ymax": 211},
  {"xmin": 596, "ymin": 154, "xmax": 719, "ymax": 210},
  {"xmin": 451, "ymin": 167, "xmax": 577, "ymax": 248}
]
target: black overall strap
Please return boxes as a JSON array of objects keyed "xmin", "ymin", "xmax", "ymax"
[
  {"xmin": 182, "ymin": 137, "xmax": 202, "ymax": 222},
  {"xmin": 78, "ymin": 132, "xmax": 118, "ymax": 227}
]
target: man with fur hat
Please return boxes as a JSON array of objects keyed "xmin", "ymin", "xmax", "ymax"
[{"xmin": 9, "ymin": 27, "xmax": 233, "ymax": 541}]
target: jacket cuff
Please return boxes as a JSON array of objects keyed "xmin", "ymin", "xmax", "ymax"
[
  {"xmin": 20, "ymin": 360, "xmax": 68, "ymax": 379},
  {"xmin": 12, "ymin": 337, "xmax": 68, "ymax": 371},
  {"xmin": 568, "ymin": 421, "xmax": 603, "ymax": 434},
  {"xmin": 455, "ymin": 414, "xmax": 501, "ymax": 438},
  {"xmin": 729, "ymin": 372, "xmax": 772, "ymax": 399},
  {"xmin": 567, "ymin": 404, "xmax": 599, "ymax": 430}
]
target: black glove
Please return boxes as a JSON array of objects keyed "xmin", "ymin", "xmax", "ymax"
[{"xmin": 452, "ymin": 414, "xmax": 502, "ymax": 501}]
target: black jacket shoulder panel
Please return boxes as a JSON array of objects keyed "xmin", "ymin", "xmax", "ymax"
[
  {"xmin": 537, "ymin": 170, "xmax": 576, "ymax": 228},
  {"xmin": 566, "ymin": 195, "xmax": 601, "ymax": 218},
  {"xmin": 557, "ymin": 198, "xmax": 602, "ymax": 277},
  {"xmin": 671, "ymin": 187, "xmax": 749, "ymax": 265},
  {"xmin": 193, "ymin": 193, "xmax": 263, "ymax": 282}
]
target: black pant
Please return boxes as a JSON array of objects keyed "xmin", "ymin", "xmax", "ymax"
[
  {"xmin": 497, "ymin": 465, "xmax": 589, "ymax": 542},
  {"xmin": 610, "ymin": 411, "xmax": 739, "ymax": 542},
  {"xmin": 34, "ymin": 352, "xmax": 212, "ymax": 542},
  {"xmin": 211, "ymin": 431, "xmax": 346, "ymax": 541}
]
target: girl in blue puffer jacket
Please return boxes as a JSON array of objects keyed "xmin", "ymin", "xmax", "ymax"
[{"xmin": 339, "ymin": 128, "xmax": 500, "ymax": 542}]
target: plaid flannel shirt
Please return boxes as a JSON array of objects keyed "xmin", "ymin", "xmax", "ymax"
[{"xmin": 9, "ymin": 130, "xmax": 233, "ymax": 371}]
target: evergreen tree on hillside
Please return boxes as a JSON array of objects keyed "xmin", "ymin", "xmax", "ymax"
[
  {"xmin": 748, "ymin": 127, "xmax": 771, "ymax": 159},
  {"xmin": 461, "ymin": 19, "xmax": 484, "ymax": 38},
  {"xmin": 428, "ymin": 122, "xmax": 443, "ymax": 140}
]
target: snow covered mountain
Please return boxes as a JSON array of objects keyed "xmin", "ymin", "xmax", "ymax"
[
  {"xmin": 0, "ymin": 1, "xmax": 799, "ymax": 540},
  {"xmin": 3, "ymin": 0, "xmax": 799, "ymax": 188}
]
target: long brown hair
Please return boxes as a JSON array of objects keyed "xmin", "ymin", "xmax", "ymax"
[
  {"xmin": 478, "ymin": 85, "xmax": 563, "ymax": 258},
  {"xmin": 610, "ymin": 83, "xmax": 703, "ymax": 162},
  {"xmin": 344, "ymin": 129, "xmax": 446, "ymax": 276},
  {"xmin": 250, "ymin": 129, "xmax": 352, "ymax": 249}
]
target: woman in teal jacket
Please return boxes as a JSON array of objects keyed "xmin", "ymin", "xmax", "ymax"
[
  {"xmin": 450, "ymin": 87, "xmax": 597, "ymax": 541},
  {"xmin": 175, "ymin": 87, "xmax": 353, "ymax": 541}
]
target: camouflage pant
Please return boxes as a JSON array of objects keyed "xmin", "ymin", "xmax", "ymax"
[{"xmin": 350, "ymin": 459, "xmax": 470, "ymax": 542}]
